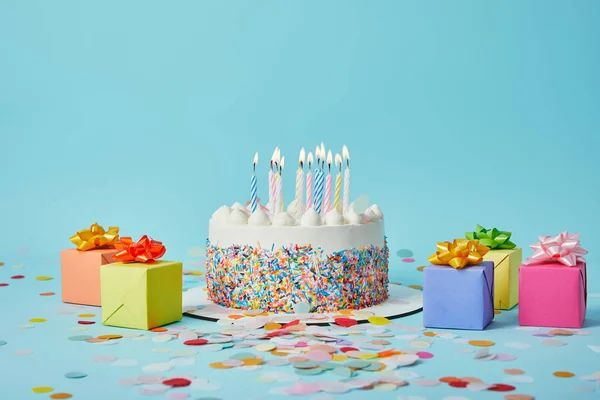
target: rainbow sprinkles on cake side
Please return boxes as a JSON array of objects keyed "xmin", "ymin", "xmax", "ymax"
[{"xmin": 206, "ymin": 144, "xmax": 389, "ymax": 313}]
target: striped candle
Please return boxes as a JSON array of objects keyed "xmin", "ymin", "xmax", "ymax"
[
  {"xmin": 323, "ymin": 150, "xmax": 333, "ymax": 213},
  {"xmin": 306, "ymin": 151, "xmax": 313, "ymax": 209},
  {"xmin": 269, "ymin": 148, "xmax": 280, "ymax": 212},
  {"xmin": 333, "ymin": 153, "xmax": 342, "ymax": 211},
  {"xmin": 314, "ymin": 147, "xmax": 324, "ymax": 214},
  {"xmin": 342, "ymin": 145, "xmax": 350, "ymax": 212},
  {"xmin": 279, "ymin": 156, "xmax": 285, "ymax": 212},
  {"xmin": 250, "ymin": 152, "xmax": 258, "ymax": 212}
]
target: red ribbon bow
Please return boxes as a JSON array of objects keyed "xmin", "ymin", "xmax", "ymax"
[{"xmin": 112, "ymin": 235, "xmax": 166, "ymax": 263}]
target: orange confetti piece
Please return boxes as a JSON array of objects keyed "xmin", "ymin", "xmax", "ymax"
[
  {"xmin": 241, "ymin": 358, "xmax": 263, "ymax": 366},
  {"xmin": 209, "ymin": 362, "xmax": 232, "ymax": 369},
  {"xmin": 548, "ymin": 329, "xmax": 573, "ymax": 336},
  {"xmin": 553, "ymin": 371, "xmax": 575, "ymax": 378},
  {"xmin": 494, "ymin": 310, "xmax": 502, "ymax": 315},
  {"xmin": 97, "ymin": 334, "xmax": 122, "ymax": 340},
  {"xmin": 0, "ymin": 262, "xmax": 4, "ymax": 266},
  {"xmin": 468, "ymin": 340, "xmax": 495, "ymax": 347},
  {"xmin": 39, "ymin": 292, "xmax": 55, "ymax": 296},
  {"xmin": 417, "ymin": 266, "xmax": 425, "ymax": 271},
  {"xmin": 504, "ymin": 369, "xmax": 525, "ymax": 375},
  {"xmin": 264, "ymin": 322, "xmax": 282, "ymax": 331},
  {"xmin": 439, "ymin": 376, "xmax": 462, "ymax": 383},
  {"xmin": 227, "ymin": 314, "xmax": 245, "ymax": 320},
  {"xmin": 50, "ymin": 393, "xmax": 73, "ymax": 399},
  {"xmin": 423, "ymin": 332, "xmax": 437, "ymax": 337},
  {"xmin": 408, "ymin": 285, "xmax": 423, "ymax": 290},
  {"xmin": 504, "ymin": 395, "xmax": 535, "ymax": 400},
  {"xmin": 337, "ymin": 309, "xmax": 355, "ymax": 315},
  {"xmin": 377, "ymin": 349, "xmax": 402, "ymax": 358},
  {"xmin": 150, "ymin": 327, "xmax": 168, "ymax": 332}
]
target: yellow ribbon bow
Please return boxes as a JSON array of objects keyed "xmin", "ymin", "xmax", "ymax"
[
  {"xmin": 70, "ymin": 222, "xmax": 120, "ymax": 251},
  {"xmin": 428, "ymin": 239, "xmax": 490, "ymax": 269}
]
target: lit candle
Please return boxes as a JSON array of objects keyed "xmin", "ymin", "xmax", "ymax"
[
  {"xmin": 314, "ymin": 146, "xmax": 324, "ymax": 215},
  {"xmin": 334, "ymin": 153, "xmax": 342, "ymax": 212},
  {"xmin": 251, "ymin": 152, "xmax": 258, "ymax": 213},
  {"xmin": 295, "ymin": 148, "xmax": 305, "ymax": 214},
  {"xmin": 306, "ymin": 151, "xmax": 314, "ymax": 209},
  {"xmin": 343, "ymin": 145, "xmax": 350, "ymax": 213},
  {"xmin": 269, "ymin": 147, "xmax": 279, "ymax": 212},
  {"xmin": 324, "ymin": 150, "xmax": 333, "ymax": 214},
  {"xmin": 272, "ymin": 149, "xmax": 281, "ymax": 213},
  {"xmin": 278, "ymin": 156, "xmax": 285, "ymax": 213}
]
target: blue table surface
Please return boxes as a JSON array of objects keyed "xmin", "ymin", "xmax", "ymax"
[{"xmin": 1, "ymin": 250, "xmax": 599, "ymax": 400}]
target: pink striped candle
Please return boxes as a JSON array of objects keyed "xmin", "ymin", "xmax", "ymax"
[{"xmin": 323, "ymin": 150, "xmax": 333, "ymax": 213}]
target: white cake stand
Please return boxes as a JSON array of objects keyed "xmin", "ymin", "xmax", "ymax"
[{"xmin": 183, "ymin": 283, "xmax": 423, "ymax": 325}]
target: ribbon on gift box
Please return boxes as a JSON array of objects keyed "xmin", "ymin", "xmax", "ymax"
[
  {"xmin": 112, "ymin": 235, "xmax": 166, "ymax": 263},
  {"xmin": 466, "ymin": 224, "xmax": 516, "ymax": 249},
  {"xmin": 525, "ymin": 231, "xmax": 587, "ymax": 267},
  {"xmin": 70, "ymin": 222, "xmax": 120, "ymax": 251},
  {"xmin": 428, "ymin": 239, "xmax": 490, "ymax": 269}
]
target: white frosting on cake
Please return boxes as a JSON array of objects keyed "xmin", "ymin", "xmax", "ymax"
[
  {"xmin": 248, "ymin": 209, "xmax": 271, "ymax": 226},
  {"xmin": 344, "ymin": 210, "xmax": 363, "ymax": 225},
  {"xmin": 209, "ymin": 203, "xmax": 385, "ymax": 254},
  {"xmin": 231, "ymin": 202, "xmax": 248, "ymax": 214},
  {"xmin": 212, "ymin": 205, "xmax": 231, "ymax": 221},
  {"xmin": 301, "ymin": 208, "xmax": 322, "ymax": 226},
  {"xmin": 367, "ymin": 204, "xmax": 383, "ymax": 220},
  {"xmin": 228, "ymin": 209, "xmax": 249, "ymax": 225},
  {"xmin": 324, "ymin": 209, "xmax": 344, "ymax": 226},
  {"xmin": 273, "ymin": 212, "xmax": 295, "ymax": 227}
]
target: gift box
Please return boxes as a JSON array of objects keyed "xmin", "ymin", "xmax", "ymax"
[
  {"xmin": 466, "ymin": 225, "xmax": 521, "ymax": 310},
  {"xmin": 60, "ymin": 223, "xmax": 120, "ymax": 306},
  {"xmin": 100, "ymin": 236, "xmax": 182, "ymax": 330},
  {"xmin": 518, "ymin": 232, "xmax": 588, "ymax": 328},
  {"xmin": 423, "ymin": 239, "xmax": 494, "ymax": 330}
]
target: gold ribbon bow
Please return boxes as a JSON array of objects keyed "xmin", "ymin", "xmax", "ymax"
[
  {"xmin": 428, "ymin": 239, "xmax": 490, "ymax": 269},
  {"xmin": 70, "ymin": 222, "xmax": 120, "ymax": 251}
]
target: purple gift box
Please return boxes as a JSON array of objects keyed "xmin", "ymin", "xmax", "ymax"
[{"xmin": 423, "ymin": 261, "xmax": 494, "ymax": 330}]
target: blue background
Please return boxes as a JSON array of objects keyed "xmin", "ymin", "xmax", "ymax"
[{"xmin": 1, "ymin": 1, "xmax": 600, "ymax": 399}]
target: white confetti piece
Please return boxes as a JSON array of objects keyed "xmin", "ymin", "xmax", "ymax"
[
  {"xmin": 587, "ymin": 345, "xmax": 600, "ymax": 353},
  {"xmin": 142, "ymin": 362, "xmax": 173, "ymax": 372},
  {"xmin": 505, "ymin": 342, "xmax": 532, "ymax": 349}
]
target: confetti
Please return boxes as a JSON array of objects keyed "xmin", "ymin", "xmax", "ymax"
[
  {"xmin": 368, "ymin": 316, "xmax": 391, "ymax": 325},
  {"xmin": 542, "ymin": 339, "xmax": 567, "ymax": 347},
  {"xmin": 553, "ymin": 371, "xmax": 575, "ymax": 378},
  {"xmin": 505, "ymin": 342, "xmax": 531, "ymax": 350},
  {"xmin": 504, "ymin": 369, "xmax": 525, "ymax": 375},
  {"xmin": 39, "ymin": 292, "xmax": 55, "ymax": 296},
  {"xmin": 29, "ymin": 318, "xmax": 46, "ymax": 323},
  {"xmin": 64, "ymin": 372, "xmax": 87, "ymax": 379},
  {"xmin": 50, "ymin": 394, "xmax": 72, "ymax": 399},
  {"xmin": 504, "ymin": 395, "xmax": 535, "ymax": 400},
  {"xmin": 31, "ymin": 386, "xmax": 54, "ymax": 393},
  {"xmin": 36, "ymin": 276, "xmax": 53, "ymax": 281},
  {"xmin": 468, "ymin": 340, "xmax": 495, "ymax": 347}
]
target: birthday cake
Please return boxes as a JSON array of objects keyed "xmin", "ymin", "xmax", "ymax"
[{"xmin": 205, "ymin": 145, "xmax": 389, "ymax": 313}]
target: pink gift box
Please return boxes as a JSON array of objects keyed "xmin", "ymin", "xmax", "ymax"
[{"xmin": 518, "ymin": 261, "xmax": 586, "ymax": 328}]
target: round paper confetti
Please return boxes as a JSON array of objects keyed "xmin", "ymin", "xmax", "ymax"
[
  {"xmin": 504, "ymin": 369, "xmax": 525, "ymax": 375},
  {"xmin": 504, "ymin": 395, "xmax": 535, "ymax": 400},
  {"xmin": 468, "ymin": 340, "xmax": 495, "ymax": 347},
  {"xmin": 553, "ymin": 371, "xmax": 575, "ymax": 378},
  {"xmin": 50, "ymin": 394, "xmax": 72, "ymax": 399},
  {"xmin": 402, "ymin": 258, "xmax": 415, "ymax": 263},
  {"xmin": 36, "ymin": 276, "xmax": 53, "ymax": 281},
  {"xmin": 0, "ymin": 283, "xmax": 8, "ymax": 287},
  {"xmin": 414, "ymin": 379, "xmax": 440, "ymax": 387},
  {"xmin": 163, "ymin": 378, "xmax": 192, "ymax": 387},
  {"xmin": 397, "ymin": 249, "xmax": 414, "ymax": 257},
  {"xmin": 11, "ymin": 275, "xmax": 24, "ymax": 279},
  {"xmin": 29, "ymin": 318, "xmax": 46, "ymax": 323},
  {"xmin": 64, "ymin": 372, "xmax": 87, "ymax": 379},
  {"xmin": 542, "ymin": 339, "xmax": 567, "ymax": 347},
  {"xmin": 31, "ymin": 386, "xmax": 54, "ymax": 394},
  {"xmin": 368, "ymin": 316, "xmax": 391, "ymax": 325}
]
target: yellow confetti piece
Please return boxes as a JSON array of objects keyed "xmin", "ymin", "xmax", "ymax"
[
  {"xmin": 270, "ymin": 350, "xmax": 288, "ymax": 357},
  {"xmin": 50, "ymin": 394, "xmax": 73, "ymax": 399},
  {"xmin": 264, "ymin": 322, "xmax": 282, "ymax": 331},
  {"xmin": 331, "ymin": 354, "xmax": 348, "ymax": 362},
  {"xmin": 254, "ymin": 343, "xmax": 275, "ymax": 352},
  {"xmin": 494, "ymin": 310, "xmax": 502, "ymax": 315},
  {"xmin": 97, "ymin": 334, "xmax": 122, "ymax": 340},
  {"xmin": 468, "ymin": 340, "xmax": 495, "ymax": 347},
  {"xmin": 0, "ymin": 261, "xmax": 4, "ymax": 266},
  {"xmin": 553, "ymin": 371, "xmax": 575, "ymax": 378},
  {"xmin": 188, "ymin": 270, "xmax": 204, "ymax": 276},
  {"xmin": 241, "ymin": 358, "xmax": 263, "ymax": 366},
  {"xmin": 422, "ymin": 331, "xmax": 437, "ymax": 337},
  {"xmin": 31, "ymin": 386, "xmax": 53, "ymax": 394},
  {"xmin": 78, "ymin": 314, "xmax": 95, "ymax": 318},
  {"xmin": 358, "ymin": 353, "xmax": 378, "ymax": 360},
  {"xmin": 368, "ymin": 316, "xmax": 391, "ymax": 326},
  {"xmin": 416, "ymin": 266, "xmax": 425, "ymax": 272},
  {"xmin": 35, "ymin": 276, "xmax": 53, "ymax": 281},
  {"xmin": 209, "ymin": 362, "xmax": 232, "ymax": 369},
  {"xmin": 408, "ymin": 285, "xmax": 423, "ymax": 290},
  {"xmin": 338, "ymin": 309, "xmax": 355, "ymax": 316},
  {"xmin": 29, "ymin": 318, "xmax": 46, "ymax": 323}
]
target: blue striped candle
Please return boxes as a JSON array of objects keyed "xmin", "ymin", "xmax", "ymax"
[{"xmin": 251, "ymin": 153, "xmax": 258, "ymax": 212}]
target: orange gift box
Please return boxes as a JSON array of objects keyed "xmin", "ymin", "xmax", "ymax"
[
  {"xmin": 60, "ymin": 248, "xmax": 118, "ymax": 306},
  {"xmin": 60, "ymin": 222, "xmax": 121, "ymax": 306}
]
